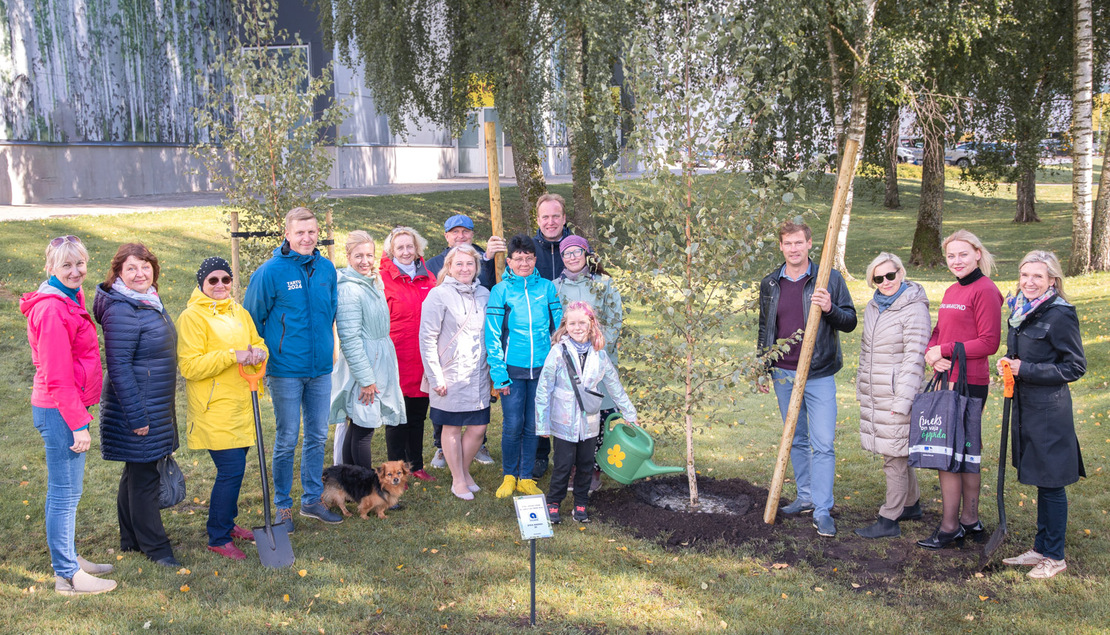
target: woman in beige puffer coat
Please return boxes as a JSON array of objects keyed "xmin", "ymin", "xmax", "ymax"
[{"xmin": 855, "ymin": 252, "xmax": 931, "ymax": 539}]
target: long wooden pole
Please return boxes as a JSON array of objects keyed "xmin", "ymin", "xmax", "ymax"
[
  {"xmin": 230, "ymin": 211, "xmax": 241, "ymax": 301},
  {"xmin": 485, "ymin": 121, "xmax": 506, "ymax": 282},
  {"xmin": 763, "ymin": 138, "xmax": 860, "ymax": 524}
]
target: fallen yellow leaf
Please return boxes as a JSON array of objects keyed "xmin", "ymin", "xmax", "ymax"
[
  {"xmin": 979, "ymin": 595, "xmax": 989, "ymax": 601},
  {"xmin": 781, "ymin": 593, "xmax": 788, "ymax": 599},
  {"xmin": 283, "ymin": 594, "xmax": 290, "ymax": 602},
  {"xmin": 298, "ymin": 569, "xmax": 307, "ymax": 577},
  {"xmin": 180, "ymin": 585, "xmax": 190, "ymax": 593}
]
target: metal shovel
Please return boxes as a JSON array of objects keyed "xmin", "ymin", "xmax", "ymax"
[
  {"xmin": 980, "ymin": 360, "xmax": 1015, "ymax": 568},
  {"xmin": 240, "ymin": 360, "xmax": 295, "ymax": 568}
]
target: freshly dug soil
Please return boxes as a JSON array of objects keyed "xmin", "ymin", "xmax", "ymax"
[{"xmin": 592, "ymin": 476, "xmax": 982, "ymax": 592}]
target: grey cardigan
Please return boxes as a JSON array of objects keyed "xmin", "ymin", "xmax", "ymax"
[{"xmin": 419, "ymin": 277, "xmax": 492, "ymax": 412}]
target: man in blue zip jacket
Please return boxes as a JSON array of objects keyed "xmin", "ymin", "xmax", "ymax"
[
  {"xmin": 486, "ymin": 235, "xmax": 563, "ymax": 499},
  {"xmin": 244, "ymin": 207, "xmax": 342, "ymax": 529}
]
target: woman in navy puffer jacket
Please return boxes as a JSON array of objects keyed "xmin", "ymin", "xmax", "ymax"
[{"xmin": 94, "ymin": 244, "xmax": 181, "ymax": 568}]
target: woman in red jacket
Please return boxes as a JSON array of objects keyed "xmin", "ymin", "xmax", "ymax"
[
  {"xmin": 380, "ymin": 227, "xmax": 437, "ymax": 480},
  {"xmin": 19, "ymin": 236, "xmax": 116, "ymax": 595},
  {"xmin": 918, "ymin": 229, "xmax": 1003, "ymax": 549}
]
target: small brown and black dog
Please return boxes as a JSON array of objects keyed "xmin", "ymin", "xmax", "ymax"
[{"xmin": 321, "ymin": 461, "xmax": 410, "ymax": 519}]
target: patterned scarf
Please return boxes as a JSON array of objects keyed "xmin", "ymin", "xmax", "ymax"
[{"xmin": 1007, "ymin": 287, "xmax": 1055, "ymax": 328}]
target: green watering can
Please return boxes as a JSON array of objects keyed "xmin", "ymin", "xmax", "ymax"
[{"xmin": 597, "ymin": 414, "xmax": 685, "ymax": 485}]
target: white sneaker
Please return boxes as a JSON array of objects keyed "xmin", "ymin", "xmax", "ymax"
[
  {"xmin": 1028, "ymin": 557, "xmax": 1066, "ymax": 579},
  {"xmin": 430, "ymin": 448, "xmax": 447, "ymax": 469},
  {"xmin": 1002, "ymin": 549, "xmax": 1043, "ymax": 566},
  {"xmin": 55, "ymin": 570, "xmax": 117, "ymax": 596},
  {"xmin": 474, "ymin": 445, "xmax": 494, "ymax": 465}
]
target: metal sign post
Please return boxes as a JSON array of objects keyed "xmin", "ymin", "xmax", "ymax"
[{"xmin": 514, "ymin": 494, "xmax": 554, "ymax": 627}]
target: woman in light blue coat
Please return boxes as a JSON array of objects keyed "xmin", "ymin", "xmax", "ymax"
[{"xmin": 330, "ymin": 231, "xmax": 406, "ymax": 470}]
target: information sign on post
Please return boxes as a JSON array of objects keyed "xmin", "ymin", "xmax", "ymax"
[{"xmin": 513, "ymin": 494, "xmax": 553, "ymax": 626}]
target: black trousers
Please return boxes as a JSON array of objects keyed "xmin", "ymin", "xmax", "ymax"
[
  {"xmin": 387, "ymin": 396, "xmax": 429, "ymax": 471},
  {"xmin": 344, "ymin": 423, "xmax": 375, "ymax": 471},
  {"xmin": 548, "ymin": 436, "xmax": 598, "ymax": 508},
  {"xmin": 118, "ymin": 460, "xmax": 173, "ymax": 560}
]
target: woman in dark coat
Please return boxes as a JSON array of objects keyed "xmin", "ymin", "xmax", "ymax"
[
  {"xmin": 94, "ymin": 243, "xmax": 181, "ymax": 567},
  {"xmin": 997, "ymin": 250, "xmax": 1086, "ymax": 580}
]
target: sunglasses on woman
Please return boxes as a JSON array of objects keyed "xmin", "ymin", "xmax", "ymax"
[
  {"xmin": 207, "ymin": 275, "xmax": 233, "ymax": 285},
  {"xmin": 49, "ymin": 235, "xmax": 81, "ymax": 247},
  {"xmin": 872, "ymin": 271, "xmax": 898, "ymax": 284}
]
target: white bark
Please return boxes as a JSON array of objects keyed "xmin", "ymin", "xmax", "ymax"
[{"xmin": 1070, "ymin": 0, "xmax": 1094, "ymax": 274}]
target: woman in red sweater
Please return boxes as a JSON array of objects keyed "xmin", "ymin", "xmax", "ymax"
[
  {"xmin": 380, "ymin": 227, "xmax": 438, "ymax": 480},
  {"xmin": 918, "ymin": 229, "xmax": 1003, "ymax": 549}
]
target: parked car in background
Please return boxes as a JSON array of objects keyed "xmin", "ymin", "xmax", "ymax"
[
  {"xmin": 898, "ymin": 137, "xmax": 924, "ymax": 163},
  {"xmin": 944, "ymin": 142, "xmax": 976, "ymax": 168},
  {"xmin": 896, "ymin": 146, "xmax": 915, "ymax": 163}
]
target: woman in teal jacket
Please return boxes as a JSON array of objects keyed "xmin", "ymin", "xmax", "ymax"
[
  {"xmin": 330, "ymin": 231, "xmax": 406, "ymax": 470},
  {"xmin": 485, "ymin": 235, "xmax": 562, "ymax": 498}
]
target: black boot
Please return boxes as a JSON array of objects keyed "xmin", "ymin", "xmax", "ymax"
[
  {"xmin": 854, "ymin": 516, "xmax": 900, "ymax": 539},
  {"xmin": 897, "ymin": 500, "xmax": 923, "ymax": 521}
]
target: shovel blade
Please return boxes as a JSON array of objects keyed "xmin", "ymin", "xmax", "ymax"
[
  {"xmin": 978, "ymin": 523, "xmax": 1007, "ymax": 570},
  {"xmin": 253, "ymin": 523, "xmax": 295, "ymax": 569}
]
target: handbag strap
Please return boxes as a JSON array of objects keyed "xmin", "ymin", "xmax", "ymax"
[
  {"xmin": 560, "ymin": 343, "xmax": 588, "ymax": 413},
  {"xmin": 952, "ymin": 341, "xmax": 971, "ymax": 396}
]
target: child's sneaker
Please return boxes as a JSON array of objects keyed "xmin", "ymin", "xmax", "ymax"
[
  {"xmin": 573, "ymin": 505, "xmax": 591, "ymax": 523},
  {"xmin": 547, "ymin": 504, "xmax": 562, "ymax": 524}
]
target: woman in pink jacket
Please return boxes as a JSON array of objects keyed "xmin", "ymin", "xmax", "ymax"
[{"xmin": 19, "ymin": 236, "xmax": 116, "ymax": 595}]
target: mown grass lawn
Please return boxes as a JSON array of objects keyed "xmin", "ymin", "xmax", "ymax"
[{"xmin": 1, "ymin": 172, "xmax": 1109, "ymax": 633}]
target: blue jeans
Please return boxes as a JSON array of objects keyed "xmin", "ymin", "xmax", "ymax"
[
  {"xmin": 32, "ymin": 407, "xmax": 86, "ymax": 578},
  {"xmin": 207, "ymin": 448, "xmax": 248, "ymax": 546},
  {"xmin": 500, "ymin": 377, "xmax": 539, "ymax": 479},
  {"xmin": 267, "ymin": 374, "xmax": 331, "ymax": 510},
  {"xmin": 772, "ymin": 368, "xmax": 837, "ymax": 517},
  {"xmin": 1035, "ymin": 486, "xmax": 1068, "ymax": 560}
]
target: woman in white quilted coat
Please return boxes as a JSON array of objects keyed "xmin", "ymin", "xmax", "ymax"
[{"xmin": 855, "ymin": 252, "xmax": 931, "ymax": 539}]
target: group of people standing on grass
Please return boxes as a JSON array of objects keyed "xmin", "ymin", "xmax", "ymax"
[
  {"xmin": 22, "ymin": 193, "xmax": 637, "ymax": 595},
  {"xmin": 760, "ymin": 221, "xmax": 1086, "ymax": 580}
]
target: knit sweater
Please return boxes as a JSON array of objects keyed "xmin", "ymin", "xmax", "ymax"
[{"xmin": 927, "ymin": 270, "xmax": 1003, "ymax": 385}]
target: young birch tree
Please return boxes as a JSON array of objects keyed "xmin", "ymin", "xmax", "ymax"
[
  {"xmin": 595, "ymin": 1, "xmax": 804, "ymax": 506},
  {"xmin": 192, "ymin": 0, "xmax": 347, "ymax": 277}
]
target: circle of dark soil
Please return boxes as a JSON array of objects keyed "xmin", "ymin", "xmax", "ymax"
[{"xmin": 592, "ymin": 476, "xmax": 983, "ymax": 592}]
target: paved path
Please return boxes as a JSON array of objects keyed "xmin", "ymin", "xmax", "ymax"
[{"xmin": 0, "ymin": 175, "xmax": 574, "ymax": 222}]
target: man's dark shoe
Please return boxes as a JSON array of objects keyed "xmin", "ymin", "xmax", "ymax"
[
  {"xmin": 276, "ymin": 507, "xmax": 294, "ymax": 535},
  {"xmin": 813, "ymin": 515, "xmax": 837, "ymax": 537},
  {"xmin": 532, "ymin": 458, "xmax": 549, "ymax": 480},
  {"xmin": 299, "ymin": 501, "xmax": 343, "ymax": 524},
  {"xmin": 780, "ymin": 499, "xmax": 815, "ymax": 515},
  {"xmin": 897, "ymin": 500, "xmax": 923, "ymax": 522},
  {"xmin": 854, "ymin": 516, "xmax": 900, "ymax": 539}
]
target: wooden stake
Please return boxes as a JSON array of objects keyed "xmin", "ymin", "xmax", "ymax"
[
  {"xmin": 485, "ymin": 121, "xmax": 506, "ymax": 282},
  {"xmin": 230, "ymin": 210, "xmax": 241, "ymax": 301},
  {"xmin": 763, "ymin": 138, "xmax": 860, "ymax": 525}
]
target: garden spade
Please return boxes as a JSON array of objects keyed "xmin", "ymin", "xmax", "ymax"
[
  {"xmin": 980, "ymin": 360, "xmax": 1015, "ymax": 568},
  {"xmin": 239, "ymin": 360, "xmax": 295, "ymax": 568}
]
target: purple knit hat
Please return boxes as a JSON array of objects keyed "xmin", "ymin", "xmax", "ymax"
[{"xmin": 559, "ymin": 235, "xmax": 590, "ymax": 254}]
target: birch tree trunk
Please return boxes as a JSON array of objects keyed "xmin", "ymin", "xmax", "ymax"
[
  {"xmin": 1092, "ymin": 134, "xmax": 1110, "ymax": 270},
  {"xmin": 564, "ymin": 19, "xmax": 598, "ymax": 243},
  {"xmin": 829, "ymin": 0, "xmax": 876, "ymax": 279},
  {"xmin": 883, "ymin": 107, "xmax": 901, "ymax": 209},
  {"xmin": 1069, "ymin": 0, "xmax": 1094, "ymax": 275}
]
